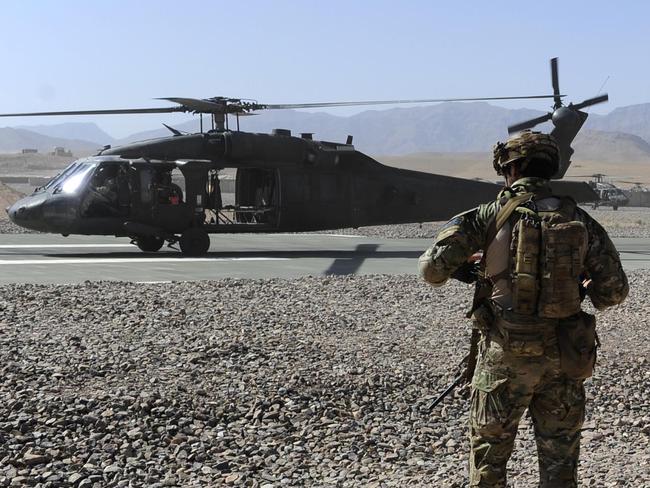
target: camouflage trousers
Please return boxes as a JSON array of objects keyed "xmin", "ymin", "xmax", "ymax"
[{"xmin": 469, "ymin": 321, "xmax": 585, "ymax": 487}]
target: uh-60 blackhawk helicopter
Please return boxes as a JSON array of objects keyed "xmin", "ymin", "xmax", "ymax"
[{"xmin": 3, "ymin": 58, "xmax": 604, "ymax": 256}]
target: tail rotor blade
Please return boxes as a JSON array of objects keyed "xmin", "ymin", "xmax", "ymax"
[
  {"xmin": 551, "ymin": 58, "xmax": 562, "ymax": 109},
  {"xmin": 572, "ymin": 94, "xmax": 609, "ymax": 111},
  {"xmin": 507, "ymin": 113, "xmax": 553, "ymax": 134}
]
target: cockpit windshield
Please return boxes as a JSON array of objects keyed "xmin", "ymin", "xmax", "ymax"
[{"xmin": 44, "ymin": 160, "xmax": 98, "ymax": 194}]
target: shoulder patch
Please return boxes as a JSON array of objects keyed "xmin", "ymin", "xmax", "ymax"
[
  {"xmin": 434, "ymin": 214, "xmax": 466, "ymax": 243},
  {"xmin": 435, "ymin": 225, "xmax": 461, "ymax": 243},
  {"xmin": 439, "ymin": 215, "xmax": 462, "ymax": 231}
]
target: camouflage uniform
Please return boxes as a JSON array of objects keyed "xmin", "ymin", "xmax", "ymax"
[{"xmin": 419, "ymin": 176, "xmax": 628, "ymax": 487}]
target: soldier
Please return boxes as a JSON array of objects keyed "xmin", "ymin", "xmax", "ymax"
[{"xmin": 418, "ymin": 131, "xmax": 628, "ymax": 487}]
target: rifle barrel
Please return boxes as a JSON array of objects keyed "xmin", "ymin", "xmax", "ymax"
[{"xmin": 427, "ymin": 375, "xmax": 464, "ymax": 411}]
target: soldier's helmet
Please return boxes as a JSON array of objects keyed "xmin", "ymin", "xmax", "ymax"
[{"xmin": 492, "ymin": 130, "xmax": 560, "ymax": 176}]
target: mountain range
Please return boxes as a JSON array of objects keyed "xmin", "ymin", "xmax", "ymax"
[
  {"xmin": 2, "ymin": 102, "xmax": 650, "ymax": 160},
  {"xmin": 0, "ymin": 127, "xmax": 101, "ymax": 153}
]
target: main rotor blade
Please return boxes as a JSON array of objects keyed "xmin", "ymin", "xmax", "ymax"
[
  {"xmin": 507, "ymin": 113, "xmax": 553, "ymax": 134},
  {"xmin": 157, "ymin": 97, "xmax": 228, "ymax": 113},
  {"xmin": 572, "ymin": 94, "xmax": 609, "ymax": 111},
  {"xmin": 264, "ymin": 95, "xmax": 564, "ymax": 110},
  {"xmin": 551, "ymin": 58, "xmax": 562, "ymax": 109},
  {"xmin": 0, "ymin": 107, "xmax": 185, "ymax": 117},
  {"xmin": 617, "ymin": 180, "xmax": 649, "ymax": 185}
]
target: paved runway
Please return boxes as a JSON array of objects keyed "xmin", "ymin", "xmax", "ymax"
[{"xmin": 0, "ymin": 234, "xmax": 648, "ymax": 284}]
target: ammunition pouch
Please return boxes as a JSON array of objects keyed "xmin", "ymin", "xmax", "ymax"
[
  {"xmin": 538, "ymin": 221, "xmax": 588, "ymax": 318},
  {"xmin": 512, "ymin": 215, "xmax": 541, "ymax": 315},
  {"xmin": 557, "ymin": 311, "xmax": 599, "ymax": 379}
]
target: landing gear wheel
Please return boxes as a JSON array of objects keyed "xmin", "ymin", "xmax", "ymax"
[
  {"xmin": 136, "ymin": 236, "xmax": 164, "ymax": 252},
  {"xmin": 179, "ymin": 228, "xmax": 210, "ymax": 256}
]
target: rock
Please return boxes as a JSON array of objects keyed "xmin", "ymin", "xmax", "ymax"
[
  {"xmin": 68, "ymin": 473, "xmax": 84, "ymax": 485},
  {"xmin": 225, "ymin": 473, "xmax": 242, "ymax": 484},
  {"xmin": 22, "ymin": 452, "xmax": 50, "ymax": 466}
]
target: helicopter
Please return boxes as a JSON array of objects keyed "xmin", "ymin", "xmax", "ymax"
[
  {"xmin": 589, "ymin": 174, "xmax": 629, "ymax": 210},
  {"xmin": 567, "ymin": 174, "xmax": 630, "ymax": 210},
  {"xmin": 2, "ymin": 58, "xmax": 605, "ymax": 256}
]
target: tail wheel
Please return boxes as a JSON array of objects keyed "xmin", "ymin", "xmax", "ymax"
[
  {"xmin": 136, "ymin": 236, "xmax": 164, "ymax": 252},
  {"xmin": 179, "ymin": 228, "xmax": 210, "ymax": 256}
]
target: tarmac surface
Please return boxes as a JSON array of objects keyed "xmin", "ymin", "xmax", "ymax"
[{"xmin": 0, "ymin": 233, "xmax": 648, "ymax": 284}]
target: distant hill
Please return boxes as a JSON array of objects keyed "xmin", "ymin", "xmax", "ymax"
[
  {"xmin": 586, "ymin": 103, "xmax": 650, "ymax": 144},
  {"xmin": 572, "ymin": 129, "xmax": 650, "ymax": 163},
  {"xmin": 378, "ymin": 129, "xmax": 650, "ymax": 184},
  {"xmin": 0, "ymin": 127, "xmax": 99, "ymax": 154},
  {"xmin": 16, "ymin": 122, "xmax": 115, "ymax": 146}
]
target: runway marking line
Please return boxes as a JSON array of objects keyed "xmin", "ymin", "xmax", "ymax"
[
  {"xmin": 0, "ymin": 257, "xmax": 289, "ymax": 265},
  {"xmin": 0, "ymin": 244, "xmax": 134, "ymax": 249},
  {"xmin": 274, "ymin": 233, "xmax": 367, "ymax": 238},
  {"xmin": 0, "ymin": 234, "xmax": 367, "ymax": 249}
]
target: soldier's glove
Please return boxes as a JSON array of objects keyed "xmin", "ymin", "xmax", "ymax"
[{"xmin": 451, "ymin": 261, "xmax": 480, "ymax": 284}]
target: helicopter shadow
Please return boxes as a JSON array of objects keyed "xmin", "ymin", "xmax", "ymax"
[
  {"xmin": 619, "ymin": 250, "xmax": 650, "ymax": 256},
  {"xmin": 44, "ymin": 244, "xmax": 422, "ymax": 276}
]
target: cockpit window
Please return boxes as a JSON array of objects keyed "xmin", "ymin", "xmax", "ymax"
[
  {"xmin": 47, "ymin": 160, "xmax": 98, "ymax": 194},
  {"xmin": 43, "ymin": 161, "xmax": 81, "ymax": 190}
]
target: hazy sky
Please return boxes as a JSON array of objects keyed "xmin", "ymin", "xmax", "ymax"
[{"xmin": 1, "ymin": 0, "xmax": 648, "ymax": 138}]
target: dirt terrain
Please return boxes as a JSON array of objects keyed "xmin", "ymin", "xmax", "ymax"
[{"xmin": 0, "ymin": 153, "xmax": 80, "ymax": 177}]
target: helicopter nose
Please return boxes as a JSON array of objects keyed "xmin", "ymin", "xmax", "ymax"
[
  {"xmin": 7, "ymin": 195, "xmax": 46, "ymax": 230},
  {"xmin": 7, "ymin": 202, "xmax": 21, "ymax": 223}
]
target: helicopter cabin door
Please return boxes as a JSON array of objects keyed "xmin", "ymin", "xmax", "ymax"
[{"xmin": 235, "ymin": 168, "xmax": 279, "ymax": 227}]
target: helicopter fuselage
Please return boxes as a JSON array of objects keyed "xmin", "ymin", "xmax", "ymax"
[{"xmin": 7, "ymin": 129, "xmax": 504, "ymax": 253}]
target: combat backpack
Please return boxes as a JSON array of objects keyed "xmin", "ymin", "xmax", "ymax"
[{"xmin": 490, "ymin": 193, "xmax": 588, "ymax": 319}]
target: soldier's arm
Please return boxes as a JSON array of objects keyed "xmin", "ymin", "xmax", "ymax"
[
  {"xmin": 418, "ymin": 205, "xmax": 491, "ymax": 287},
  {"xmin": 582, "ymin": 214, "xmax": 629, "ymax": 309}
]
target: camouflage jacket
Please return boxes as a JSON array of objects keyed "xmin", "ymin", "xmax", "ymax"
[{"xmin": 418, "ymin": 177, "xmax": 629, "ymax": 310}]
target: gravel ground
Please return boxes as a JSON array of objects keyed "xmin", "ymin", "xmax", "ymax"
[
  {"xmin": 0, "ymin": 272, "xmax": 648, "ymax": 487},
  {"xmin": 588, "ymin": 207, "xmax": 650, "ymax": 238},
  {"xmin": 0, "ymin": 220, "xmax": 40, "ymax": 234}
]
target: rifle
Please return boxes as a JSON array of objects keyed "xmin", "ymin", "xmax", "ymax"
[{"xmin": 427, "ymin": 328, "xmax": 480, "ymax": 411}]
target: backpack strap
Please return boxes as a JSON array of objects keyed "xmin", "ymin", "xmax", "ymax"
[
  {"xmin": 467, "ymin": 192, "xmax": 535, "ymax": 318},
  {"xmin": 484, "ymin": 192, "xmax": 534, "ymax": 251}
]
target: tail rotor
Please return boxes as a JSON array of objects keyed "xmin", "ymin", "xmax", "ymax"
[{"xmin": 507, "ymin": 58, "xmax": 609, "ymax": 178}]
